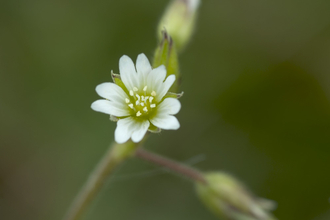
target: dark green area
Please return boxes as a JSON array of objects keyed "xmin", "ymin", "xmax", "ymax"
[{"xmin": 1, "ymin": 0, "xmax": 330, "ymax": 219}]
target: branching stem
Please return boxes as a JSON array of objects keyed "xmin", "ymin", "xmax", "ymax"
[
  {"xmin": 63, "ymin": 141, "xmax": 138, "ymax": 220},
  {"xmin": 63, "ymin": 142, "xmax": 206, "ymax": 220},
  {"xmin": 135, "ymin": 148, "xmax": 206, "ymax": 184}
]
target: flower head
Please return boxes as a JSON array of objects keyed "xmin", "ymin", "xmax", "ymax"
[{"xmin": 91, "ymin": 53, "xmax": 181, "ymax": 143}]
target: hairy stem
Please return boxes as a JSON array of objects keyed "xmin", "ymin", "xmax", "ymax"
[
  {"xmin": 135, "ymin": 148, "xmax": 206, "ymax": 184},
  {"xmin": 63, "ymin": 141, "xmax": 138, "ymax": 220}
]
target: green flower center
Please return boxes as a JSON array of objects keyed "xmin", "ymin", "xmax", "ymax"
[{"xmin": 126, "ymin": 86, "xmax": 157, "ymax": 118}]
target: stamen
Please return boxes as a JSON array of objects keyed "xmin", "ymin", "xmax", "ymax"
[
  {"xmin": 151, "ymin": 91, "xmax": 156, "ymax": 96},
  {"xmin": 149, "ymin": 97, "xmax": 154, "ymax": 103},
  {"xmin": 143, "ymin": 86, "xmax": 147, "ymax": 91},
  {"xmin": 128, "ymin": 104, "xmax": 134, "ymax": 109},
  {"xmin": 140, "ymin": 102, "xmax": 144, "ymax": 106},
  {"xmin": 136, "ymin": 111, "xmax": 142, "ymax": 117},
  {"xmin": 150, "ymin": 104, "xmax": 156, "ymax": 108},
  {"xmin": 136, "ymin": 100, "xmax": 140, "ymax": 105},
  {"xmin": 129, "ymin": 90, "xmax": 134, "ymax": 96},
  {"xmin": 136, "ymin": 94, "xmax": 140, "ymax": 100},
  {"xmin": 141, "ymin": 96, "xmax": 145, "ymax": 102},
  {"xmin": 133, "ymin": 87, "xmax": 138, "ymax": 92},
  {"xmin": 143, "ymin": 107, "xmax": 148, "ymax": 112},
  {"xmin": 125, "ymin": 98, "xmax": 130, "ymax": 103}
]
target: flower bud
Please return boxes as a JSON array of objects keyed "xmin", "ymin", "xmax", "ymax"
[
  {"xmin": 157, "ymin": 0, "xmax": 200, "ymax": 51},
  {"xmin": 195, "ymin": 172, "xmax": 277, "ymax": 220},
  {"xmin": 153, "ymin": 30, "xmax": 180, "ymax": 92}
]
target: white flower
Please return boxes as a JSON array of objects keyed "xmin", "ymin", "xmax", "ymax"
[{"xmin": 91, "ymin": 53, "xmax": 181, "ymax": 144}]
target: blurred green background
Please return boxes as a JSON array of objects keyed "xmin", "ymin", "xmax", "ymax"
[{"xmin": 1, "ymin": 0, "xmax": 330, "ymax": 219}]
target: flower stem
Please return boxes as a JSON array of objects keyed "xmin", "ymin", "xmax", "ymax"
[
  {"xmin": 135, "ymin": 148, "xmax": 206, "ymax": 184},
  {"xmin": 63, "ymin": 141, "xmax": 139, "ymax": 220}
]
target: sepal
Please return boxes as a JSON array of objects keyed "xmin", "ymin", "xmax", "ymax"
[
  {"xmin": 148, "ymin": 123, "xmax": 161, "ymax": 133},
  {"xmin": 161, "ymin": 91, "xmax": 184, "ymax": 102},
  {"xmin": 109, "ymin": 115, "xmax": 119, "ymax": 122},
  {"xmin": 153, "ymin": 30, "xmax": 180, "ymax": 93},
  {"xmin": 166, "ymin": 91, "xmax": 184, "ymax": 99},
  {"xmin": 111, "ymin": 70, "xmax": 121, "ymax": 81},
  {"xmin": 111, "ymin": 70, "xmax": 129, "ymax": 94}
]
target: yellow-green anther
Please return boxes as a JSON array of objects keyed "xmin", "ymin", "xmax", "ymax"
[
  {"xmin": 157, "ymin": 0, "xmax": 200, "ymax": 51},
  {"xmin": 195, "ymin": 172, "xmax": 277, "ymax": 220}
]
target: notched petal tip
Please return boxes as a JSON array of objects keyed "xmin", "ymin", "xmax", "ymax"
[
  {"xmin": 114, "ymin": 117, "xmax": 132, "ymax": 144},
  {"xmin": 119, "ymin": 54, "xmax": 139, "ymax": 91},
  {"xmin": 119, "ymin": 55, "xmax": 135, "ymax": 69},
  {"xmin": 131, "ymin": 120, "xmax": 150, "ymax": 143},
  {"xmin": 151, "ymin": 65, "xmax": 167, "ymax": 81},
  {"xmin": 136, "ymin": 53, "xmax": 152, "ymax": 76}
]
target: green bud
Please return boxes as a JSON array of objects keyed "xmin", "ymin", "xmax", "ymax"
[
  {"xmin": 153, "ymin": 30, "xmax": 180, "ymax": 93},
  {"xmin": 158, "ymin": 0, "xmax": 200, "ymax": 51},
  {"xmin": 195, "ymin": 172, "xmax": 277, "ymax": 220}
]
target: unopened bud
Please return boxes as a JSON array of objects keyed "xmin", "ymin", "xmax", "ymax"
[
  {"xmin": 158, "ymin": 0, "xmax": 200, "ymax": 51},
  {"xmin": 195, "ymin": 172, "xmax": 277, "ymax": 220},
  {"xmin": 153, "ymin": 30, "xmax": 180, "ymax": 92}
]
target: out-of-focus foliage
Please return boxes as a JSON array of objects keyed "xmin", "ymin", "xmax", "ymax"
[{"xmin": 1, "ymin": 0, "xmax": 330, "ymax": 220}]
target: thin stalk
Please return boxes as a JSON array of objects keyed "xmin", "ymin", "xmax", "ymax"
[
  {"xmin": 63, "ymin": 141, "xmax": 138, "ymax": 220},
  {"xmin": 135, "ymin": 148, "xmax": 206, "ymax": 184},
  {"xmin": 63, "ymin": 140, "xmax": 206, "ymax": 220}
]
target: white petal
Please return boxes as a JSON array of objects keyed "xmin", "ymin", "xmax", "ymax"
[
  {"xmin": 91, "ymin": 100, "xmax": 130, "ymax": 117},
  {"xmin": 131, "ymin": 120, "xmax": 150, "ymax": 143},
  {"xmin": 146, "ymin": 65, "xmax": 166, "ymax": 96},
  {"xmin": 150, "ymin": 115, "xmax": 180, "ymax": 130},
  {"xmin": 115, "ymin": 117, "xmax": 150, "ymax": 143},
  {"xmin": 119, "ymin": 55, "xmax": 139, "ymax": 90},
  {"xmin": 96, "ymin": 82, "xmax": 128, "ymax": 103},
  {"xmin": 150, "ymin": 65, "xmax": 166, "ymax": 80},
  {"xmin": 136, "ymin": 53, "xmax": 151, "ymax": 78},
  {"xmin": 114, "ymin": 117, "xmax": 137, "ymax": 143},
  {"xmin": 157, "ymin": 98, "xmax": 181, "ymax": 115},
  {"xmin": 156, "ymin": 75, "xmax": 176, "ymax": 102}
]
